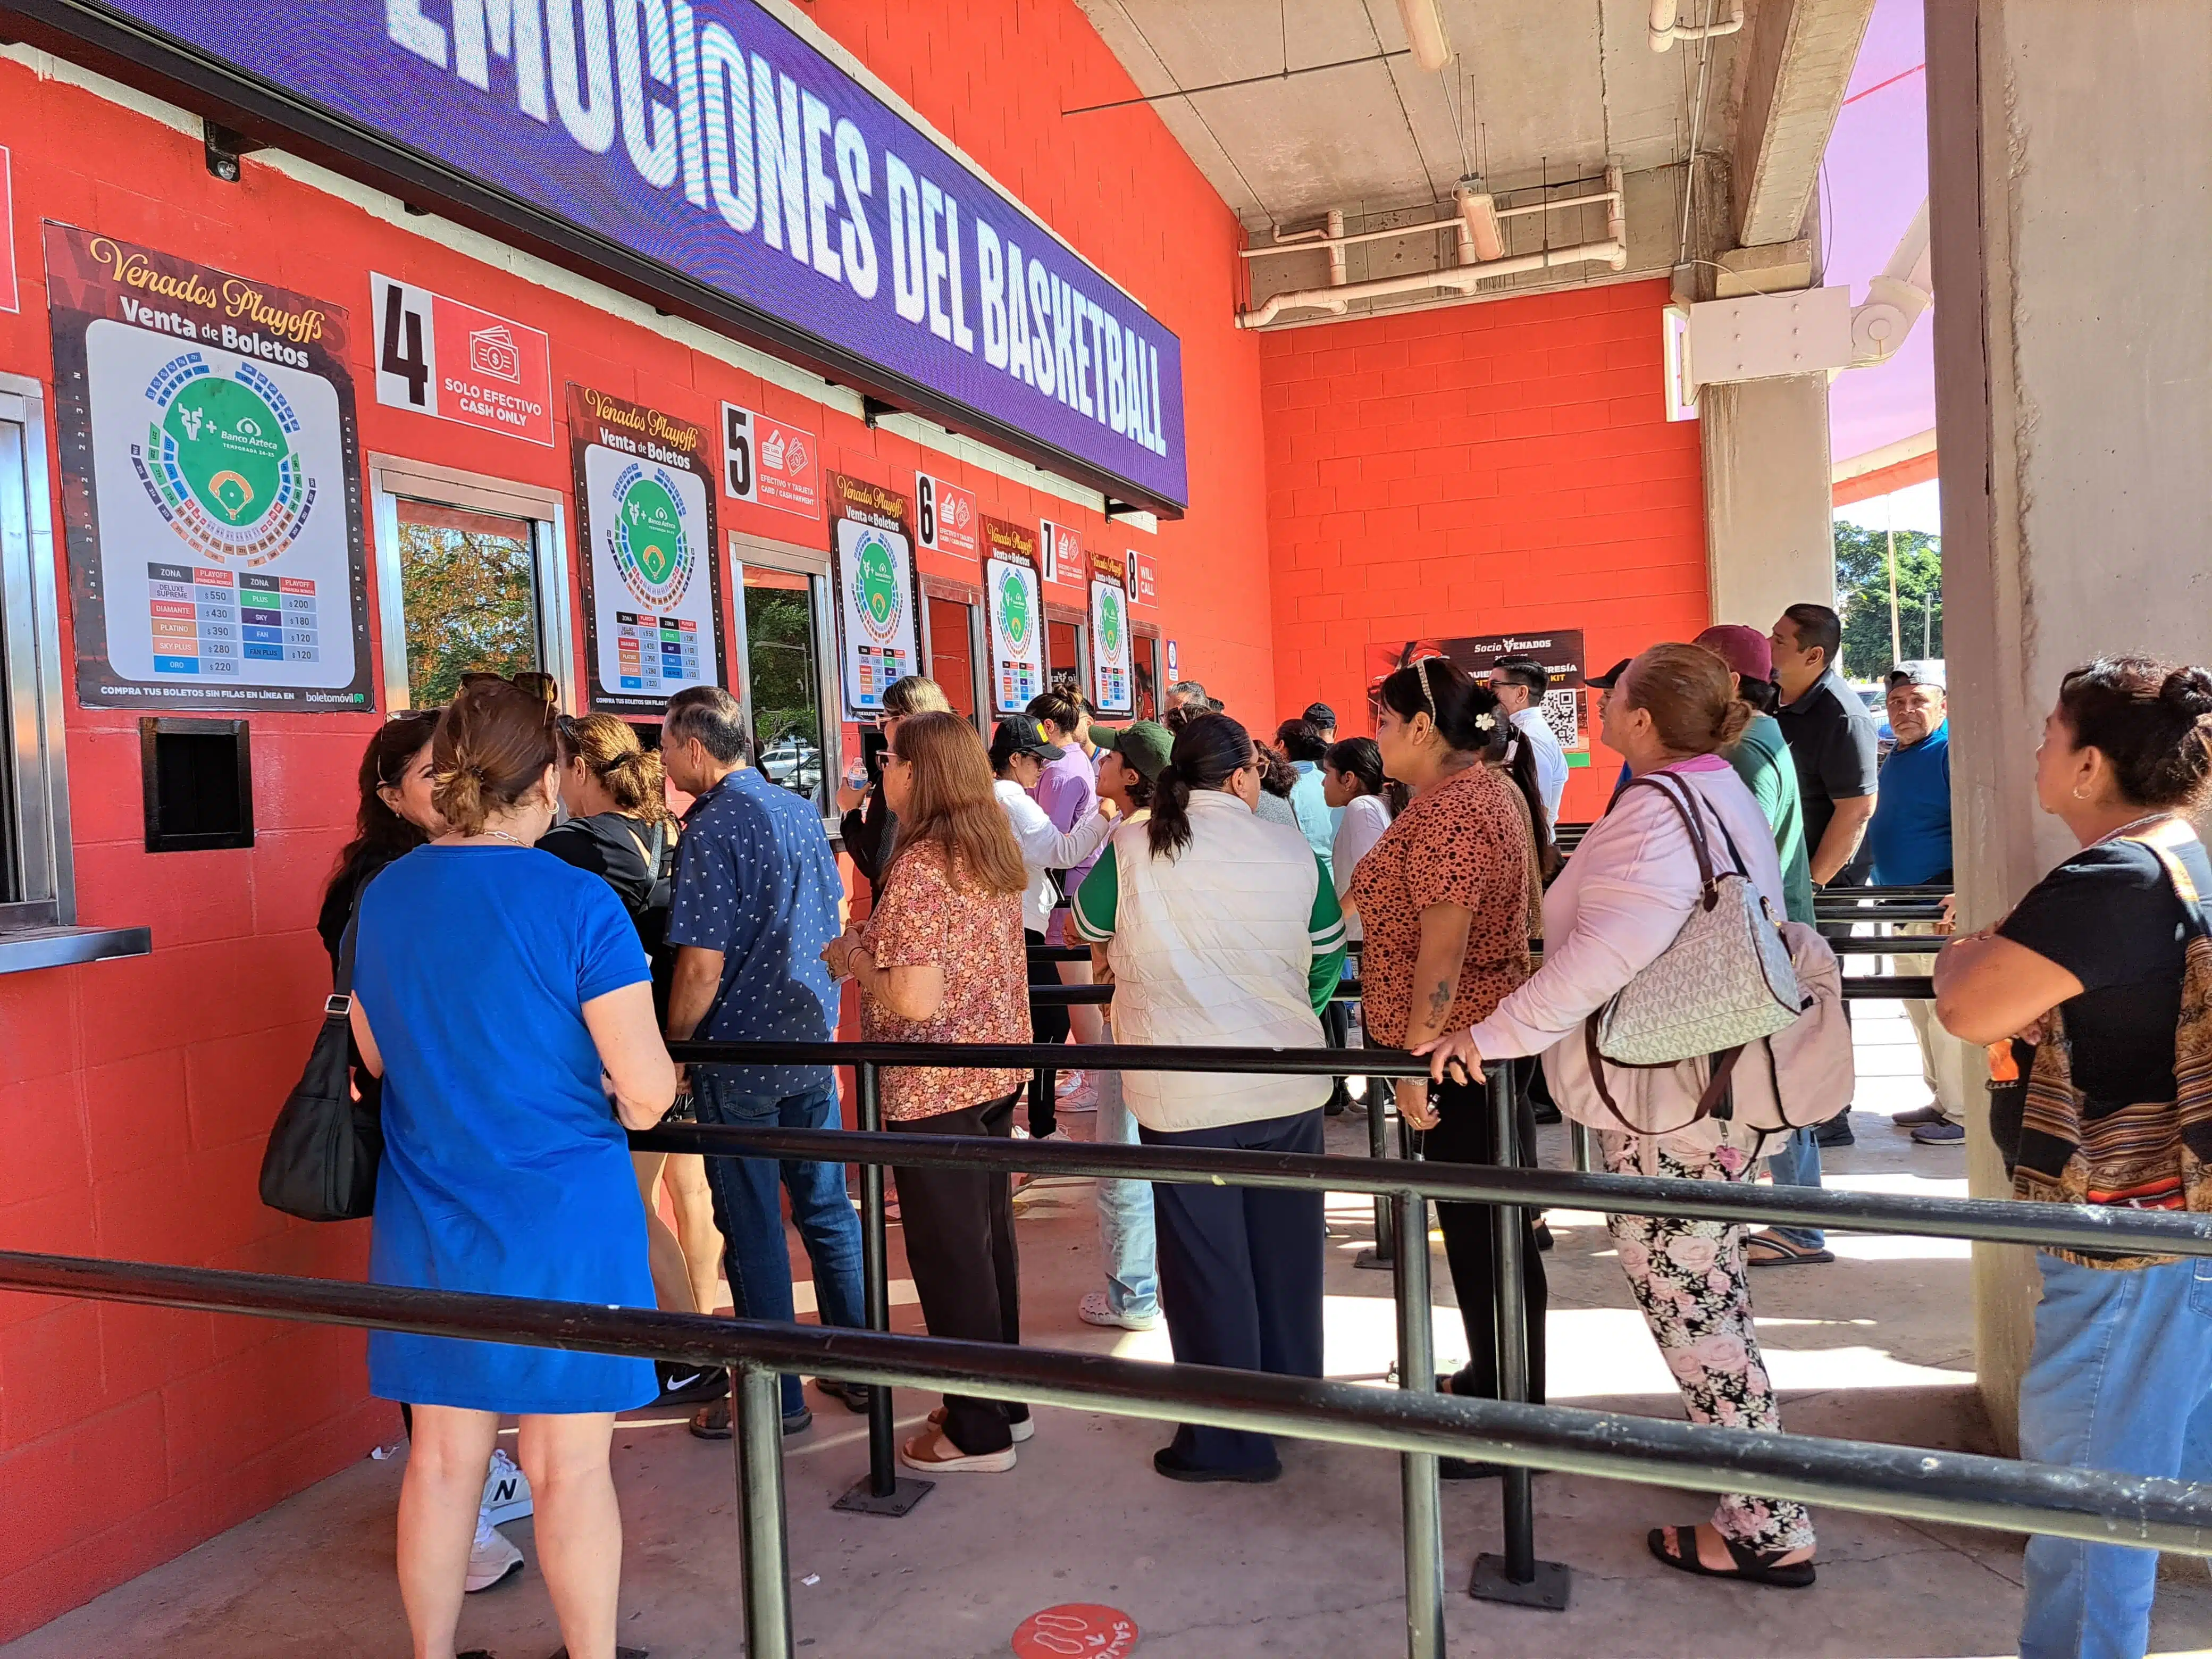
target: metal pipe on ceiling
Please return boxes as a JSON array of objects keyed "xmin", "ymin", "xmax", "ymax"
[
  {"xmin": 1649, "ymin": 0, "xmax": 1743, "ymax": 51},
  {"xmin": 1235, "ymin": 238, "xmax": 1628, "ymax": 330}
]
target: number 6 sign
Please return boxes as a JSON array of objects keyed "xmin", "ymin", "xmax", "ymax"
[{"xmin": 1010, "ymin": 1604, "xmax": 1139, "ymax": 1658}]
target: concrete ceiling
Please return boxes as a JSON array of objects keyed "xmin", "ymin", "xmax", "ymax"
[{"xmin": 1069, "ymin": 0, "xmax": 1744, "ymax": 230}]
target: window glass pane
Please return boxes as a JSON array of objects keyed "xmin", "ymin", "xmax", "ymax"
[
  {"xmin": 742, "ymin": 564, "xmax": 828, "ymax": 816},
  {"xmin": 1133, "ymin": 634, "xmax": 1159, "ymax": 721},
  {"xmin": 927, "ymin": 596, "xmax": 976, "ymax": 720},
  {"xmin": 393, "ymin": 498, "xmax": 540, "ymax": 708},
  {"xmin": 0, "ymin": 422, "xmax": 25, "ymax": 904},
  {"xmin": 1047, "ymin": 619, "xmax": 1083, "ymax": 696}
]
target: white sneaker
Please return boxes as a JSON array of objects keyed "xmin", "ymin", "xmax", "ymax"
[
  {"xmin": 1057, "ymin": 1076, "xmax": 1100, "ymax": 1112},
  {"xmin": 1078, "ymin": 1291, "xmax": 1161, "ymax": 1331},
  {"xmin": 465, "ymin": 1515, "xmax": 524, "ymax": 1593},
  {"xmin": 480, "ymin": 1447, "xmax": 532, "ymax": 1525},
  {"xmin": 1055, "ymin": 1069, "xmax": 1093, "ymax": 1099}
]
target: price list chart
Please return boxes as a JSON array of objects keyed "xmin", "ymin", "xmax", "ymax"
[
  {"xmin": 614, "ymin": 611, "xmax": 700, "ymax": 693},
  {"xmin": 144, "ymin": 563, "xmax": 321, "ymax": 676}
]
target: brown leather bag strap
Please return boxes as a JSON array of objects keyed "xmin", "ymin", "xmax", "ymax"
[
  {"xmin": 1583, "ymin": 1013, "xmax": 1745, "ymax": 1136},
  {"xmin": 1618, "ymin": 774, "xmax": 1719, "ymax": 907}
]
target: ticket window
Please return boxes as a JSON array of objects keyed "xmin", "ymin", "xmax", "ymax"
[
  {"xmin": 369, "ymin": 458, "xmax": 575, "ymax": 711},
  {"xmin": 1046, "ymin": 616, "xmax": 1086, "ymax": 701},
  {"xmin": 1132, "ymin": 631, "xmax": 1162, "ymax": 721},
  {"xmin": 0, "ymin": 374, "xmax": 77, "ymax": 927},
  {"xmin": 924, "ymin": 592, "xmax": 985, "ymax": 732},
  {"xmin": 731, "ymin": 538, "xmax": 840, "ymax": 824}
]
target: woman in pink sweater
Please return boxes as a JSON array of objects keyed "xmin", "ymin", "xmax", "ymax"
[{"xmin": 1421, "ymin": 643, "xmax": 1816, "ymax": 1591}]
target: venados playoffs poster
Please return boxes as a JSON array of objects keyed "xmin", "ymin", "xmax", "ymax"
[
  {"xmin": 825, "ymin": 474, "xmax": 919, "ymax": 718},
  {"xmin": 568, "ymin": 383, "xmax": 726, "ymax": 716},
  {"xmin": 45, "ymin": 223, "xmax": 372, "ymax": 710}
]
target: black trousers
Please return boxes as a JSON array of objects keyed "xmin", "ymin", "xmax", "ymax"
[
  {"xmin": 1422, "ymin": 1072, "xmax": 1547, "ymax": 1405},
  {"xmin": 1143, "ymin": 1107, "xmax": 1327, "ymax": 1471},
  {"xmin": 1024, "ymin": 929, "xmax": 1068, "ymax": 1136},
  {"xmin": 892, "ymin": 1092, "xmax": 1027, "ymax": 1453},
  {"xmin": 1320, "ymin": 999, "xmax": 1355, "ymax": 1107}
]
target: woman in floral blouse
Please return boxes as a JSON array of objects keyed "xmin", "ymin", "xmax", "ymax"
[
  {"xmin": 823, "ymin": 711, "xmax": 1033, "ymax": 1474},
  {"xmin": 1349, "ymin": 658, "xmax": 1546, "ymax": 1465}
]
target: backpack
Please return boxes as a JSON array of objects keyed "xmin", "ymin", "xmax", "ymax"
[
  {"xmin": 1548, "ymin": 918, "xmax": 1851, "ymax": 1141},
  {"xmin": 614, "ymin": 818, "xmax": 679, "ymax": 1023}
]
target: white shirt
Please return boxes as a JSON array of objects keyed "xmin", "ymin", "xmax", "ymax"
[
  {"xmin": 993, "ymin": 778, "xmax": 1113, "ymax": 936},
  {"xmin": 1330, "ymin": 793, "xmax": 1393, "ymax": 941},
  {"xmin": 1511, "ymin": 706, "xmax": 1569, "ymax": 824}
]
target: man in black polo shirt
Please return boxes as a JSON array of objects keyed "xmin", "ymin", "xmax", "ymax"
[
  {"xmin": 1771, "ymin": 602, "xmax": 1881, "ymax": 1150},
  {"xmin": 1770, "ymin": 603, "xmax": 1881, "ymax": 889}
]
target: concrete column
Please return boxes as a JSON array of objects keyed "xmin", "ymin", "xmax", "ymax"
[
  {"xmin": 1699, "ymin": 374, "xmax": 1836, "ymax": 628},
  {"xmin": 1928, "ymin": 0, "xmax": 2212, "ymax": 1451}
]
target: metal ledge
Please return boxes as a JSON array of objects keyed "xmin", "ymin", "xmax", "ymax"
[{"xmin": 0, "ymin": 924, "xmax": 152, "ymax": 976}]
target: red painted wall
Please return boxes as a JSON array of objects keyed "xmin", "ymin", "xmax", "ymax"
[
  {"xmin": 1258, "ymin": 279, "xmax": 1708, "ymax": 824},
  {"xmin": 0, "ymin": 0, "xmax": 1266, "ymax": 1632}
]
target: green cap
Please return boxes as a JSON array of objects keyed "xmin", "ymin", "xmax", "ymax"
[{"xmin": 1095, "ymin": 719, "xmax": 1174, "ymax": 781}]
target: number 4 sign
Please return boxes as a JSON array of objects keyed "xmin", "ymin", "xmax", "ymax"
[{"xmin": 369, "ymin": 273, "xmax": 552, "ymax": 446}]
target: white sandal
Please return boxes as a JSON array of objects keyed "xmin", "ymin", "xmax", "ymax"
[{"xmin": 899, "ymin": 1427, "xmax": 1016, "ymax": 1472}]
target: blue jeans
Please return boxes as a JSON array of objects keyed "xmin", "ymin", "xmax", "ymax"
[
  {"xmin": 1763, "ymin": 1127, "xmax": 1825, "ymax": 1251},
  {"xmin": 1093, "ymin": 1071, "xmax": 1158, "ymax": 1319},
  {"xmin": 2019, "ymin": 1252, "xmax": 2212, "ymax": 1659},
  {"xmin": 691, "ymin": 1074, "xmax": 868, "ymax": 1417}
]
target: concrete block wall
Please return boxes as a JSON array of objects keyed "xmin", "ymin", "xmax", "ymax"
[
  {"xmin": 1258, "ymin": 278, "xmax": 1710, "ymax": 825},
  {"xmin": 0, "ymin": 0, "xmax": 1270, "ymax": 1634}
]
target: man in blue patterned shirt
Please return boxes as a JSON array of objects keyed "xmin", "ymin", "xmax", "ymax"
[{"xmin": 662, "ymin": 686, "xmax": 866, "ymax": 1435}]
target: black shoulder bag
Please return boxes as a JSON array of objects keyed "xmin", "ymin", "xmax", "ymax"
[{"xmin": 258, "ymin": 892, "xmax": 382, "ymax": 1221}]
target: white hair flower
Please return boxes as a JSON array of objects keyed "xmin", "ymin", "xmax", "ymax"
[{"xmin": 1473, "ymin": 711, "xmax": 1496, "ymax": 732}]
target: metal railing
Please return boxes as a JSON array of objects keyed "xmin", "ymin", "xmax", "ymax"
[
  {"xmin": 9, "ymin": 1244, "xmax": 2212, "ymax": 1659},
  {"xmin": 644, "ymin": 1034, "xmax": 2212, "ymax": 1652},
  {"xmin": 20, "ymin": 1032, "xmax": 2191, "ymax": 1658}
]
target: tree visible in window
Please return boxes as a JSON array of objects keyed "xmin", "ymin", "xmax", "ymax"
[
  {"xmin": 397, "ymin": 518, "xmax": 540, "ymax": 708},
  {"xmin": 1835, "ymin": 521, "xmax": 1942, "ymax": 680}
]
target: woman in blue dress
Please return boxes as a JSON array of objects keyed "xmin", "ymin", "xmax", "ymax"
[{"xmin": 349, "ymin": 675, "xmax": 677, "ymax": 1659}]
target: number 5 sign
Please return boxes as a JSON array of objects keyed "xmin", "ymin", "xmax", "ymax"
[
  {"xmin": 369, "ymin": 274, "xmax": 552, "ymax": 446},
  {"xmin": 723, "ymin": 402, "xmax": 820, "ymax": 517}
]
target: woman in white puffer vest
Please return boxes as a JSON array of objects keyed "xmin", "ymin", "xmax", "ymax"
[{"xmin": 1070, "ymin": 712, "xmax": 1348, "ymax": 1484}]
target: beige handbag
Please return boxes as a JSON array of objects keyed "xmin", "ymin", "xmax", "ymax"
[
  {"xmin": 1551, "ymin": 918, "xmax": 1850, "ymax": 1139},
  {"xmin": 1593, "ymin": 775, "xmax": 1804, "ymax": 1066}
]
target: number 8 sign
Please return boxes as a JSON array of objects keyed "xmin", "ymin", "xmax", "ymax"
[{"xmin": 1010, "ymin": 1604, "xmax": 1139, "ymax": 1658}]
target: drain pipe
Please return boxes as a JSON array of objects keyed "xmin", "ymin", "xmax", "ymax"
[{"xmin": 1649, "ymin": 0, "xmax": 1742, "ymax": 51}]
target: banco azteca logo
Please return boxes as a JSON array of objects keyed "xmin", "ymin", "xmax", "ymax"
[{"xmin": 137, "ymin": 353, "xmax": 311, "ymax": 567}]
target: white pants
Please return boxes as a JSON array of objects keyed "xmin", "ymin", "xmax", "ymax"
[{"xmin": 1887, "ymin": 920, "xmax": 1974, "ymax": 1124}]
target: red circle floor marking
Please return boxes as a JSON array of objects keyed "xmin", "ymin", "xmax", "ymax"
[{"xmin": 1011, "ymin": 1603, "xmax": 1140, "ymax": 1657}]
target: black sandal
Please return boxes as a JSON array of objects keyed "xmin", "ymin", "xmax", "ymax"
[{"xmin": 1647, "ymin": 1524, "xmax": 1815, "ymax": 1589}]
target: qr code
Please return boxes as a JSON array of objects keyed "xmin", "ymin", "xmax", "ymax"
[{"xmin": 1539, "ymin": 689, "xmax": 1582, "ymax": 748}]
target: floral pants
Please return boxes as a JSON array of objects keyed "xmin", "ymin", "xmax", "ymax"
[{"xmin": 1600, "ymin": 1134, "xmax": 1816, "ymax": 1555}]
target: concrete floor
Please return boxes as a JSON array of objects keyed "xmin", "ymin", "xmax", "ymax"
[{"xmin": 9, "ymin": 1002, "xmax": 2212, "ymax": 1658}]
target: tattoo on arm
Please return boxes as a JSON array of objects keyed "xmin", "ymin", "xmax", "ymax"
[{"xmin": 1426, "ymin": 977, "xmax": 1455, "ymax": 1024}]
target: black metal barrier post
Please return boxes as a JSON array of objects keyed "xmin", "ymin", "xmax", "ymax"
[
  {"xmin": 1395, "ymin": 1188, "xmax": 1444, "ymax": 1658},
  {"xmin": 1358, "ymin": 1086, "xmax": 1397, "ymax": 1270},
  {"xmin": 832, "ymin": 1060, "xmax": 932, "ymax": 1517},
  {"xmin": 1471, "ymin": 1062, "xmax": 1570, "ymax": 1609},
  {"xmin": 736, "ymin": 1362, "xmax": 797, "ymax": 1658}
]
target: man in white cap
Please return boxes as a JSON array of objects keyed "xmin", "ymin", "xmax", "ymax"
[{"xmin": 1869, "ymin": 660, "xmax": 1967, "ymax": 1145}]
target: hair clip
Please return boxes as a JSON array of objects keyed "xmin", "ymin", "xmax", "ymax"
[
  {"xmin": 1473, "ymin": 711, "xmax": 1496, "ymax": 733},
  {"xmin": 1415, "ymin": 658, "xmax": 1438, "ymax": 715}
]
